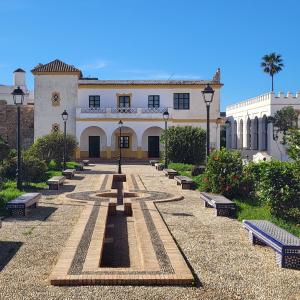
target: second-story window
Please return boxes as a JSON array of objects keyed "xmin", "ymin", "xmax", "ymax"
[
  {"xmin": 89, "ymin": 95, "xmax": 100, "ymax": 108},
  {"xmin": 118, "ymin": 95, "xmax": 130, "ymax": 108},
  {"xmin": 148, "ymin": 95, "xmax": 160, "ymax": 108},
  {"xmin": 173, "ymin": 93, "xmax": 190, "ymax": 110}
]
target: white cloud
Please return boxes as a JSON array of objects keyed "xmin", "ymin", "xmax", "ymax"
[{"xmin": 80, "ymin": 60, "xmax": 109, "ymax": 70}]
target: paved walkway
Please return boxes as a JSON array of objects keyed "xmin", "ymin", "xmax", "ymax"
[{"xmin": 0, "ymin": 164, "xmax": 299, "ymax": 300}]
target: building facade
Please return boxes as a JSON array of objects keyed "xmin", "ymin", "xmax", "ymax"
[
  {"xmin": 225, "ymin": 92, "xmax": 300, "ymax": 161},
  {"xmin": 32, "ymin": 59, "xmax": 223, "ymax": 160}
]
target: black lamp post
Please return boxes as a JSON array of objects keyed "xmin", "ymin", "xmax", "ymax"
[
  {"xmin": 12, "ymin": 86, "xmax": 25, "ymax": 190},
  {"xmin": 202, "ymin": 84, "xmax": 215, "ymax": 161},
  {"xmin": 163, "ymin": 110, "xmax": 170, "ymax": 169},
  {"xmin": 61, "ymin": 110, "xmax": 69, "ymax": 170},
  {"xmin": 118, "ymin": 120, "xmax": 123, "ymax": 174}
]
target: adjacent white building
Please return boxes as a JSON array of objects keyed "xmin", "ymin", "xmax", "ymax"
[
  {"xmin": 0, "ymin": 68, "xmax": 33, "ymax": 105},
  {"xmin": 226, "ymin": 92, "xmax": 300, "ymax": 161},
  {"xmin": 32, "ymin": 59, "xmax": 223, "ymax": 160}
]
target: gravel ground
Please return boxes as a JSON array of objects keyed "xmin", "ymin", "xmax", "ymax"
[{"xmin": 0, "ymin": 164, "xmax": 299, "ymax": 300}]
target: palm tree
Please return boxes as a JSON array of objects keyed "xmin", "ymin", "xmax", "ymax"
[{"xmin": 261, "ymin": 53, "xmax": 284, "ymax": 91}]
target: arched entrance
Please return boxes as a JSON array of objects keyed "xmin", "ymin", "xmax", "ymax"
[
  {"xmin": 80, "ymin": 126, "xmax": 107, "ymax": 158},
  {"xmin": 142, "ymin": 126, "xmax": 164, "ymax": 158}
]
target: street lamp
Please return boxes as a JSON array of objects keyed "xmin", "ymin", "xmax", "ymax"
[
  {"xmin": 61, "ymin": 110, "xmax": 69, "ymax": 170},
  {"xmin": 163, "ymin": 110, "xmax": 170, "ymax": 169},
  {"xmin": 202, "ymin": 84, "xmax": 215, "ymax": 160},
  {"xmin": 118, "ymin": 120, "xmax": 123, "ymax": 174},
  {"xmin": 12, "ymin": 86, "xmax": 25, "ymax": 190}
]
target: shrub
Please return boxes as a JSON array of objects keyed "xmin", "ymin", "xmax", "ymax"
[
  {"xmin": 0, "ymin": 157, "xmax": 17, "ymax": 180},
  {"xmin": 0, "ymin": 136, "xmax": 11, "ymax": 162},
  {"xmin": 203, "ymin": 148, "xmax": 243, "ymax": 198},
  {"xmin": 287, "ymin": 129, "xmax": 300, "ymax": 162},
  {"xmin": 191, "ymin": 165, "xmax": 205, "ymax": 176},
  {"xmin": 27, "ymin": 132, "xmax": 77, "ymax": 169},
  {"xmin": 161, "ymin": 126, "xmax": 206, "ymax": 164},
  {"xmin": 257, "ymin": 160, "xmax": 300, "ymax": 222},
  {"xmin": 22, "ymin": 155, "xmax": 47, "ymax": 184}
]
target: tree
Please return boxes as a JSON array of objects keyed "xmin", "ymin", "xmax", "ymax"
[
  {"xmin": 287, "ymin": 129, "xmax": 300, "ymax": 162},
  {"xmin": 261, "ymin": 52, "xmax": 284, "ymax": 91},
  {"xmin": 270, "ymin": 106, "xmax": 298, "ymax": 144},
  {"xmin": 161, "ymin": 126, "xmax": 206, "ymax": 164},
  {"xmin": 26, "ymin": 132, "xmax": 77, "ymax": 168}
]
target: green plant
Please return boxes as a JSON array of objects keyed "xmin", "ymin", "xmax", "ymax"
[
  {"xmin": 161, "ymin": 126, "xmax": 206, "ymax": 164},
  {"xmin": 261, "ymin": 52, "xmax": 284, "ymax": 91},
  {"xmin": 22, "ymin": 155, "xmax": 47, "ymax": 184},
  {"xmin": 27, "ymin": 132, "xmax": 77, "ymax": 169},
  {"xmin": 0, "ymin": 136, "xmax": 11, "ymax": 162},
  {"xmin": 203, "ymin": 148, "xmax": 243, "ymax": 198},
  {"xmin": 258, "ymin": 160, "xmax": 300, "ymax": 222},
  {"xmin": 168, "ymin": 162, "xmax": 193, "ymax": 172},
  {"xmin": 287, "ymin": 129, "xmax": 300, "ymax": 162}
]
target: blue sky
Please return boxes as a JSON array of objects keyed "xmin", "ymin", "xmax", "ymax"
[{"xmin": 0, "ymin": 0, "xmax": 299, "ymax": 110}]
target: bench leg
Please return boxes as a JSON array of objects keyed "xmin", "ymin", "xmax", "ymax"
[
  {"xmin": 10, "ymin": 208, "xmax": 26, "ymax": 217},
  {"xmin": 276, "ymin": 252, "xmax": 300, "ymax": 269},
  {"xmin": 248, "ymin": 231, "xmax": 266, "ymax": 246},
  {"xmin": 216, "ymin": 208, "xmax": 230, "ymax": 217},
  {"xmin": 204, "ymin": 200, "xmax": 209, "ymax": 208},
  {"xmin": 182, "ymin": 183, "xmax": 190, "ymax": 189},
  {"xmin": 49, "ymin": 184, "xmax": 59, "ymax": 190}
]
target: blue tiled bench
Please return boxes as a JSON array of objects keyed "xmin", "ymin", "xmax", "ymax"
[
  {"xmin": 175, "ymin": 176, "xmax": 196, "ymax": 190},
  {"xmin": 243, "ymin": 220, "xmax": 300, "ymax": 269},
  {"xmin": 163, "ymin": 168, "xmax": 178, "ymax": 179},
  {"xmin": 200, "ymin": 192, "xmax": 236, "ymax": 217},
  {"xmin": 5, "ymin": 193, "xmax": 41, "ymax": 216}
]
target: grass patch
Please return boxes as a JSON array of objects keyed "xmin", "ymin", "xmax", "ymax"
[
  {"xmin": 168, "ymin": 163, "xmax": 193, "ymax": 172},
  {"xmin": 234, "ymin": 197, "xmax": 300, "ymax": 237}
]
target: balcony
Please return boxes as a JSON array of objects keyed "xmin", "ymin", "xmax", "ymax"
[{"xmin": 77, "ymin": 107, "xmax": 169, "ymax": 119}]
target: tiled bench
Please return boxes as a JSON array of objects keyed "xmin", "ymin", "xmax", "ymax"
[
  {"xmin": 200, "ymin": 192, "xmax": 236, "ymax": 217},
  {"xmin": 243, "ymin": 220, "xmax": 300, "ymax": 269},
  {"xmin": 175, "ymin": 175, "xmax": 196, "ymax": 190},
  {"xmin": 62, "ymin": 169, "xmax": 75, "ymax": 179},
  {"xmin": 155, "ymin": 163, "xmax": 164, "ymax": 171},
  {"xmin": 163, "ymin": 168, "xmax": 178, "ymax": 179},
  {"xmin": 149, "ymin": 160, "xmax": 159, "ymax": 166},
  {"xmin": 75, "ymin": 163, "xmax": 84, "ymax": 171},
  {"xmin": 47, "ymin": 176, "xmax": 66, "ymax": 190},
  {"xmin": 5, "ymin": 193, "xmax": 41, "ymax": 216},
  {"xmin": 82, "ymin": 160, "xmax": 89, "ymax": 166}
]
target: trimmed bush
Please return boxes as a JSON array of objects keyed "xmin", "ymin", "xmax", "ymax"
[
  {"xmin": 203, "ymin": 148, "xmax": 243, "ymax": 198},
  {"xmin": 161, "ymin": 126, "xmax": 206, "ymax": 164},
  {"xmin": 22, "ymin": 156, "xmax": 47, "ymax": 184},
  {"xmin": 27, "ymin": 132, "xmax": 77, "ymax": 169},
  {"xmin": 257, "ymin": 160, "xmax": 300, "ymax": 222}
]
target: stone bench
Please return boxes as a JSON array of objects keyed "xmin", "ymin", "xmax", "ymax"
[
  {"xmin": 243, "ymin": 220, "xmax": 300, "ymax": 269},
  {"xmin": 82, "ymin": 160, "xmax": 89, "ymax": 166},
  {"xmin": 163, "ymin": 168, "xmax": 178, "ymax": 179},
  {"xmin": 155, "ymin": 163, "xmax": 164, "ymax": 171},
  {"xmin": 124, "ymin": 199, "xmax": 132, "ymax": 216},
  {"xmin": 108, "ymin": 199, "xmax": 117, "ymax": 216},
  {"xmin": 200, "ymin": 192, "xmax": 236, "ymax": 217},
  {"xmin": 175, "ymin": 175, "xmax": 196, "ymax": 190},
  {"xmin": 75, "ymin": 163, "xmax": 84, "ymax": 171},
  {"xmin": 149, "ymin": 160, "xmax": 159, "ymax": 166},
  {"xmin": 62, "ymin": 169, "xmax": 75, "ymax": 179},
  {"xmin": 5, "ymin": 193, "xmax": 41, "ymax": 216},
  {"xmin": 47, "ymin": 176, "xmax": 66, "ymax": 190}
]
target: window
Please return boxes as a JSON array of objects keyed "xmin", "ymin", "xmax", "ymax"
[
  {"xmin": 119, "ymin": 136, "xmax": 129, "ymax": 148},
  {"xmin": 118, "ymin": 96, "xmax": 130, "ymax": 108},
  {"xmin": 52, "ymin": 123, "xmax": 60, "ymax": 132},
  {"xmin": 148, "ymin": 95, "xmax": 160, "ymax": 108},
  {"xmin": 89, "ymin": 95, "xmax": 100, "ymax": 108},
  {"xmin": 173, "ymin": 93, "xmax": 190, "ymax": 110}
]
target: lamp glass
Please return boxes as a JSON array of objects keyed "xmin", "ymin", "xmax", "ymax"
[
  {"xmin": 12, "ymin": 86, "xmax": 25, "ymax": 105},
  {"xmin": 202, "ymin": 84, "xmax": 215, "ymax": 104},
  {"xmin": 62, "ymin": 110, "xmax": 68, "ymax": 121},
  {"xmin": 163, "ymin": 111, "xmax": 169, "ymax": 121}
]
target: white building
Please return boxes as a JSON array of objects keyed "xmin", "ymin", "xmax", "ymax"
[
  {"xmin": 226, "ymin": 92, "xmax": 300, "ymax": 161},
  {"xmin": 32, "ymin": 59, "xmax": 223, "ymax": 160},
  {"xmin": 0, "ymin": 68, "xmax": 33, "ymax": 105}
]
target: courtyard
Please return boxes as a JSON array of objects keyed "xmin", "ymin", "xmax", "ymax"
[{"xmin": 0, "ymin": 163, "xmax": 299, "ymax": 300}]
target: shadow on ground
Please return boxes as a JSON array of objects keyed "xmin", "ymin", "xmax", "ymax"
[
  {"xmin": 42, "ymin": 184, "xmax": 76, "ymax": 196},
  {"xmin": 0, "ymin": 241, "xmax": 23, "ymax": 272},
  {"xmin": 4, "ymin": 206, "xmax": 57, "ymax": 222}
]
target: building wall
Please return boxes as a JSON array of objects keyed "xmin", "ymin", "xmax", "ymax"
[
  {"xmin": 34, "ymin": 74, "xmax": 78, "ymax": 139},
  {"xmin": 226, "ymin": 92, "xmax": 300, "ymax": 160},
  {"xmin": 0, "ymin": 100, "xmax": 34, "ymax": 149}
]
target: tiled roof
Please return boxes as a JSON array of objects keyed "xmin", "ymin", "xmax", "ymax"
[
  {"xmin": 78, "ymin": 79, "xmax": 221, "ymax": 85},
  {"xmin": 14, "ymin": 68, "xmax": 26, "ymax": 73},
  {"xmin": 31, "ymin": 59, "xmax": 81, "ymax": 74}
]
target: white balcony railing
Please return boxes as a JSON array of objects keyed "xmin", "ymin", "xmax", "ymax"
[
  {"xmin": 141, "ymin": 107, "xmax": 168, "ymax": 113},
  {"xmin": 78, "ymin": 107, "xmax": 169, "ymax": 116},
  {"xmin": 81, "ymin": 107, "xmax": 107, "ymax": 113},
  {"xmin": 111, "ymin": 107, "xmax": 137, "ymax": 113}
]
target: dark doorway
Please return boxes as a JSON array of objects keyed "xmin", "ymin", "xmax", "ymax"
[
  {"xmin": 89, "ymin": 136, "xmax": 100, "ymax": 158},
  {"xmin": 148, "ymin": 136, "xmax": 160, "ymax": 158}
]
